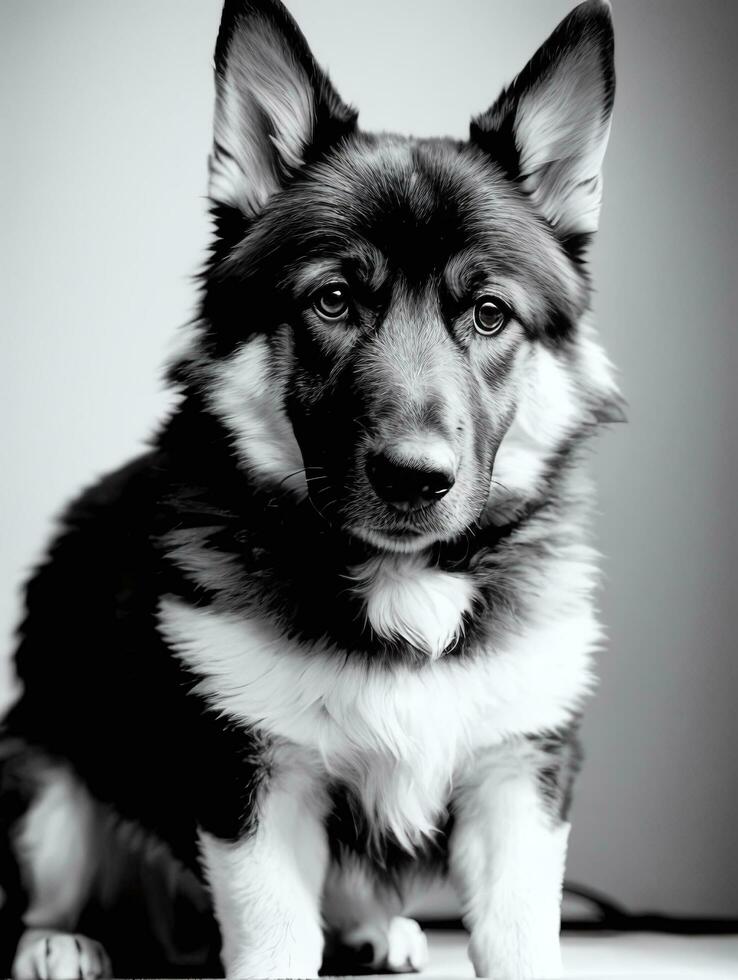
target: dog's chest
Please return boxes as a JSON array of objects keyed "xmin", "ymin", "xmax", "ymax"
[{"xmin": 159, "ymin": 589, "xmax": 597, "ymax": 848}]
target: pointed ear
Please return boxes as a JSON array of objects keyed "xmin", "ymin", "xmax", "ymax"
[
  {"xmin": 209, "ymin": 0, "xmax": 357, "ymax": 217},
  {"xmin": 471, "ymin": 0, "xmax": 614, "ymax": 245}
]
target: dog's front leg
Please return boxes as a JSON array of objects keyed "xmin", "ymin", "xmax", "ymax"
[
  {"xmin": 199, "ymin": 769, "xmax": 329, "ymax": 979},
  {"xmin": 449, "ymin": 739, "xmax": 571, "ymax": 980}
]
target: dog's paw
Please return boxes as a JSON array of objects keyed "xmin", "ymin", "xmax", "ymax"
[
  {"xmin": 341, "ymin": 916, "xmax": 428, "ymax": 973},
  {"xmin": 12, "ymin": 928, "xmax": 112, "ymax": 980}
]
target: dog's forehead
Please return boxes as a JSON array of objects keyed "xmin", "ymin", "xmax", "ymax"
[
  {"xmin": 289, "ymin": 135, "xmax": 558, "ymax": 281},
  {"xmin": 316, "ymin": 137, "xmax": 505, "ymax": 233}
]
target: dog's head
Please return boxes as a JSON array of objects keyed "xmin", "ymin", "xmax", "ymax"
[{"xmin": 184, "ymin": 0, "xmax": 622, "ymax": 553}]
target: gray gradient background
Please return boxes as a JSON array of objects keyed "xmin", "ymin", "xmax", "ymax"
[{"xmin": 2, "ymin": 0, "xmax": 736, "ymax": 918}]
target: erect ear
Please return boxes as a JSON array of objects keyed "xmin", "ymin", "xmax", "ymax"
[
  {"xmin": 209, "ymin": 0, "xmax": 357, "ymax": 217},
  {"xmin": 471, "ymin": 0, "xmax": 614, "ymax": 247}
]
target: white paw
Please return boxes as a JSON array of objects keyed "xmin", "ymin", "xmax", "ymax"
[
  {"xmin": 343, "ymin": 916, "xmax": 428, "ymax": 973},
  {"xmin": 12, "ymin": 928, "xmax": 112, "ymax": 980}
]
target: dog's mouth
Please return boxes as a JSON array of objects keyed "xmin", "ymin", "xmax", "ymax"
[
  {"xmin": 346, "ymin": 524, "xmax": 434, "ymax": 552},
  {"xmin": 347, "ymin": 522, "xmax": 445, "ymax": 555}
]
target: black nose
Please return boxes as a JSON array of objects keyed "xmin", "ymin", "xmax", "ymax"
[{"xmin": 366, "ymin": 453, "xmax": 455, "ymax": 513}]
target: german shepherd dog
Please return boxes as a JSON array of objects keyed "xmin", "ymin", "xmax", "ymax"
[{"xmin": 1, "ymin": 1, "xmax": 622, "ymax": 977}]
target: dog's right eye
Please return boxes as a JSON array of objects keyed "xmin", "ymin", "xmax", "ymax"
[
  {"xmin": 473, "ymin": 296, "xmax": 510, "ymax": 336},
  {"xmin": 313, "ymin": 283, "xmax": 350, "ymax": 320}
]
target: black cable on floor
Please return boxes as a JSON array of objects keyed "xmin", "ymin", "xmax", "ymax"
[
  {"xmin": 561, "ymin": 882, "xmax": 738, "ymax": 935},
  {"xmin": 419, "ymin": 882, "xmax": 738, "ymax": 936}
]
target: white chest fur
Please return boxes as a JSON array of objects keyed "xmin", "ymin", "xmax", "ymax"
[
  {"xmin": 159, "ymin": 590, "xmax": 598, "ymax": 851},
  {"xmin": 348, "ymin": 554, "xmax": 475, "ymax": 660}
]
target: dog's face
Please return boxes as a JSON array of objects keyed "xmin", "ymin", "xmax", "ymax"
[{"xmin": 189, "ymin": 0, "xmax": 622, "ymax": 553}]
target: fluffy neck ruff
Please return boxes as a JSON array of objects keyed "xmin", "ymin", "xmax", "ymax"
[{"xmin": 349, "ymin": 553, "xmax": 476, "ymax": 660}]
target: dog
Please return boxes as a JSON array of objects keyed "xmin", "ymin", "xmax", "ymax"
[{"xmin": 0, "ymin": 1, "xmax": 622, "ymax": 977}]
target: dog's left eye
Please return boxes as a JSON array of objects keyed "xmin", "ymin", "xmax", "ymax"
[
  {"xmin": 474, "ymin": 296, "xmax": 510, "ymax": 336},
  {"xmin": 313, "ymin": 282, "xmax": 350, "ymax": 320}
]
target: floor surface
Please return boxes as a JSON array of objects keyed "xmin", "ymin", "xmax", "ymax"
[{"xmin": 378, "ymin": 930, "xmax": 738, "ymax": 980}]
